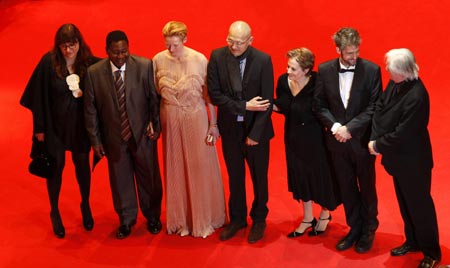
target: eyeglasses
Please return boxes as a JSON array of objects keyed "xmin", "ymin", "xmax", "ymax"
[
  {"xmin": 59, "ymin": 42, "xmax": 78, "ymax": 50},
  {"xmin": 226, "ymin": 36, "xmax": 251, "ymax": 47}
]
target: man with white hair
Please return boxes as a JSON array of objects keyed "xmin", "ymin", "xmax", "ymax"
[{"xmin": 369, "ymin": 48, "xmax": 441, "ymax": 268}]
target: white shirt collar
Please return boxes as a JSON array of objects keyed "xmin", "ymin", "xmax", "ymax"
[
  {"xmin": 339, "ymin": 61, "xmax": 355, "ymax": 71},
  {"xmin": 110, "ymin": 62, "xmax": 126, "ymax": 73}
]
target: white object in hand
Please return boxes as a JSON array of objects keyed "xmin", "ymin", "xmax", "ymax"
[{"xmin": 66, "ymin": 74, "xmax": 83, "ymax": 98}]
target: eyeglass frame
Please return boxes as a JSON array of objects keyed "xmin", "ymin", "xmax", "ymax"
[
  {"xmin": 226, "ymin": 36, "xmax": 252, "ymax": 47},
  {"xmin": 59, "ymin": 41, "xmax": 79, "ymax": 50}
]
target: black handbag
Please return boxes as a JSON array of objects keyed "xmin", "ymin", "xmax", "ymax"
[{"xmin": 28, "ymin": 139, "xmax": 55, "ymax": 179}]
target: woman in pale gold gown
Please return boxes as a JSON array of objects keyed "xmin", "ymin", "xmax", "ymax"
[{"xmin": 153, "ymin": 21, "xmax": 226, "ymax": 238}]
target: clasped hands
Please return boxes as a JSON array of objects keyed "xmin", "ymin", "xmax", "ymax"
[{"xmin": 334, "ymin": 125, "xmax": 352, "ymax": 143}]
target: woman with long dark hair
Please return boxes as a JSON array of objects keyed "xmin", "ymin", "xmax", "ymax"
[{"xmin": 20, "ymin": 23, "xmax": 99, "ymax": 238}]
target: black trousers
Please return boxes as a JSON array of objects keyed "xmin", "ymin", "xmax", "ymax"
[
  {"xmin": 330, "ymin": 146, "xmax": 378, "ymax": 234},
  {"xmin": 47, "ymin": 148, "xmax": 91, "ymax": 212},
  {"xmin": 393, "ymin": 169, "xmax": 441, "ymax": 260},
  {"xmin": 221, "ymin": 135, "xmax": 270, "ymax": 224}
]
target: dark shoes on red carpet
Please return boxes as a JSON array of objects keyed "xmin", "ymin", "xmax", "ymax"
[
  {"xmin": 147, "ymin": 219, "xmax": 162, "ymax": 234},
  {"xmin": 390, "ymin": 242, "xmax": 420, "ymax": 256},
  {"xmin": 219, "ymin": 221, "xmax": 266, "ymax": 243},
  {"xmin": 391, "ymin": 243, "xmax": 439, "ymax": 268},
  {"xmin": 418, "ymin": 256, "xmax": 440, "ymax": 268},
  {"xmin": 51, "ymin": 204, "xmax": 94, "ymax": 238},
  {"xmin": 355, "ymin": 232, "xmax": 375, "ymax": 253},
  {"xmin": 50, "ymin": 211, "xmax": 65, "ymax": 239},
  {"xmin": 336, "ymin": 229, "xmax": 375, "ymax": 253},
  {"xmin": 309, "ymin": 215, "xmax": 332, "ymax": 236},
  {"xmin": 81, "ymin": 203, "xmax": 94, "ymax": 231},
  {"xmin": 116, "ymin": 219, "xmax": 162, "ymax": 239},
  {"xmin": 287, "ymin": 218, "xmax": 317, "ymax": 238},
  {"xmin": 248, "ymin": 222, "xmax": 266, "ymax": 243},
  {"xmin": 336, "ymin": 231, "xmax": 359, "ymax": 251},
  {"xmin": 219, "ymin": 221, "xmax": 247, "ymax": 241},
  {"xmin": 336, "ymin": 229, "xmax": 361, "ymax": 251},
  {"xmin": 116, "ymin": 219, "xmax": 136, "ymax": 239}
]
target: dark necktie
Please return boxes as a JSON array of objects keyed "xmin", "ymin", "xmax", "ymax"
[
  {"xmin": 114, "ymin": 70, "xmax": 132, "ymax": 141},
  {"xmin": 339, "ymin": 68, "xmax": 355, "ymax": 73}
]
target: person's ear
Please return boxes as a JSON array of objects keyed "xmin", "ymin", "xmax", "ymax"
[{"xmin": 248, "ymin": 36, "xmax": 254, "ymax": 45}]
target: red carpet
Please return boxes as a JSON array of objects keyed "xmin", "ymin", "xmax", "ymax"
[{"xmin": 1, "ymin": 0, "xmax": 449, "ymax": 267}]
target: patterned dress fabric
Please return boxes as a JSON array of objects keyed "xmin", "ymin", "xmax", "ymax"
[{"xmin": 153, "ymin": 47, "xmax": 226, "ymax": 237}]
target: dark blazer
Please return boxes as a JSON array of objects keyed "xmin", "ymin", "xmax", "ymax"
[
  {"xmin": 207, "ymin": 46, "xmax": 274, "ymax": 142},
  {"xmin": 313, "ymin": 58, "xmax": 382, "ymax": 152},
  {"xmin": 371, "ymin": 78, "xmax": 433, "ymax": 175},
  {"xmin": 84, "ymin": 55, "xmax": 160, "ymax": 160}
]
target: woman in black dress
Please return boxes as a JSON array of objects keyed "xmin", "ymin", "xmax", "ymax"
[
  {"xmin": 274, "ymin": 48, "xmax": 340, "ymax": 237},
  {"xmin": 21, "ymin": 24, "xmax": 99, "ymax": 238}
]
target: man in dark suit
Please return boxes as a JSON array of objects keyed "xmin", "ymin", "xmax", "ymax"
[
  {"xmin": 313, "ymin": 27, "xmax": 381, "ymax": 253},
  {"xmin": 84, "ymin": 30, "xmax": 163, "ymax": 239},
  {"xmin": 369, "ymin": 48, "xmax": 441, "ymax": 268},
  {"xmin": 207, "ymin": 20, "xmax": 274, "ymax": 243}
]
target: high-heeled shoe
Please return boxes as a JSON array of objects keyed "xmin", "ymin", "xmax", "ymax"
[
  {"xmin": 287, "ymin": 218, "xmax": 317, "ymax": 238},
  {"xmin": 81, "ymin": 203, "xmax": 94, "ymax": 231},
  {"xmin": 50, "ymin": 211, "xmax": 65, "ymax": 238},
  {"xmin": 308, "ymin": 214, "xmax": 332, "ymax": 236}
]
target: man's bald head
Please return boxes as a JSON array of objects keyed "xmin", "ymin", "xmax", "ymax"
[
  {"xmin": 227, "ymin": 21, "xmax": 253, "ymax": 57},
  {"xmin": 229, "ymin": 21, "xmax": 252, "ymax": 39}
]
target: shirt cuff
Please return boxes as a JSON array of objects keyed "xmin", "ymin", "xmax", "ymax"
[
  {"xmin": 331, "ymin": 123, "xmax": 342, "ymax": 134},
  {"xmin": 373, "ymin": 141, "xmax": 379, "ymax": 153}
]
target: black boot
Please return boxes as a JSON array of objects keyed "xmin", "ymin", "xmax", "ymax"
[
  {"xmin": 50, "ymin": 210, "xmax": 65, "ymax": 238},
  {"xmin": 80, "ymin": 203, "xmax": 94, "ymax": 231}
]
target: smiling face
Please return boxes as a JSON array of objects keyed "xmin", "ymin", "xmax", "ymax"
[
  {"xmin": 287, "ymin": 58, "xmax": 308, "ymax": 81},
  {"xmin": 227, "ymin": 34, "xmax": 252, "ymax": 57},
  {"xmin": 337, "ymin": 45, "xmax": 359, "ymax": 67},
  {"xmin": 107, "ymin": 40, "xmax": 129, "ymax": 68},
  {"xmin": 165, "ymin": 35, "xmax": 186, "ymax": 58}
]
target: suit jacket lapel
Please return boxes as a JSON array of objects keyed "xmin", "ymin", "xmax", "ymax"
[
  {"xmin": 241, "ymin": 48, "xmax": 253, "ymax": 88},
  {"xmin": 347, "ymin": 58, "xmax": 363, "ymax": 109},
  {"xmin": 383, "ymin": 80, "xmax": 413, "ymax": 111},
  {"xmin": 102, "ymin": 61, "xmax": 119, "ymax": 109},
  {"xmin": 226, "ymin": 52, "xmax": 243, "ymax": 100},
  {"xmin": 330, "ymin": 60, "xmax": 345, "ymax": 110}
]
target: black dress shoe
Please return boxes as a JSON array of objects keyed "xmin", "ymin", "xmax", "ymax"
[
  {"xmin": 248, "ymin": 222, "xmax": 266, "ymax": 243},
  {"xmin": 418, "ymin": 256, "xmax": 439, "ymax": 268},
  {"xmin": 116, "ymin": 220, "xmax": 136, "ymax": 239},
  {"xmin": 336, "ymin": 230, "xmax": 360, "ymax": 251},
  {"xmin": 50, "ymin": 211, "xmax": 65, "ymax": 239},
  {"xmin": 355, "ymin": 232, "xmax": 375, "ymax": 253},
  {"xmin": 147, "ymin": 220, "xmax": 162, "ymax": 234},
  {"xmin": 219, "ymin": 221, "xmax": 247, "ymax": 241},
  {"xmin": 80, "ymin": 203, "xmax": 94, "ymax": 231},
  {"xmin": 390, "ymin": 242, "xmax": 420, "ymax": 256},
  {"xmin": 287, "ymin": 218, "xmax": 317, "ymax": 238},
  {"xmin": 309, "ymin": 215, "xmax": 332, "ymax": 236}
]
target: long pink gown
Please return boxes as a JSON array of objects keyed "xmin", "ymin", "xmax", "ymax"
[{"xmin": 153, "ymin": 47, "xmax": 226, "ymax": 238}]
